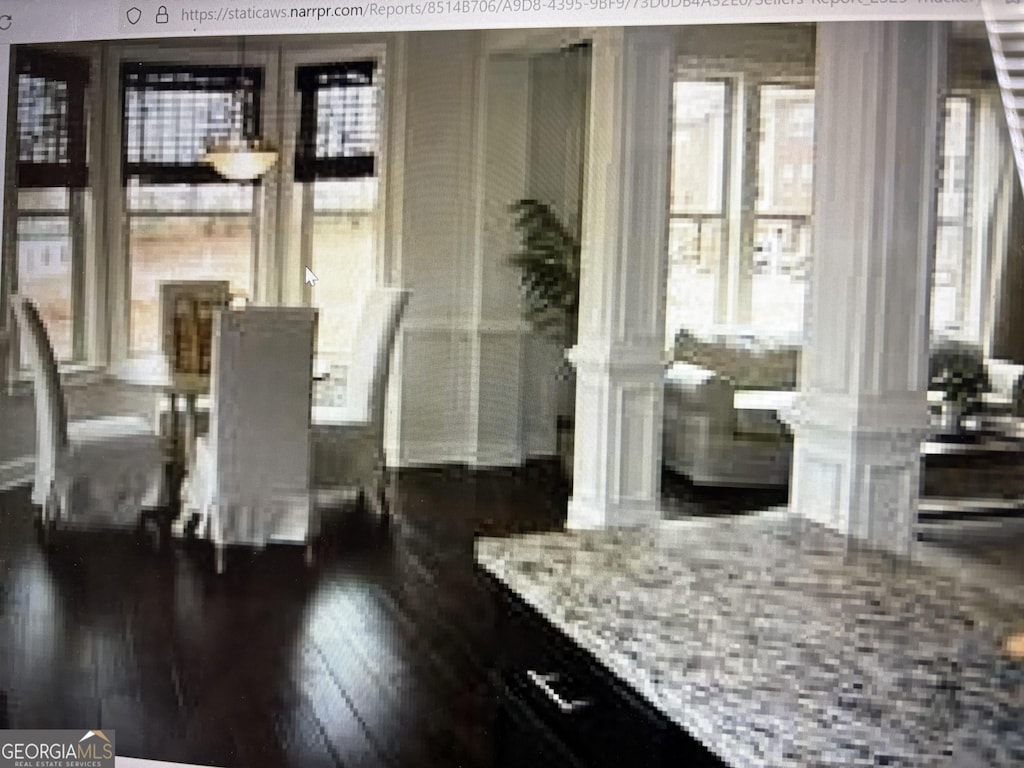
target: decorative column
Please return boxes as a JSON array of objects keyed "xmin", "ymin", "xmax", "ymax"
[
  {"xmin": 567, "ymin": 27, "xmax": 676, "ymax": 529},
  {"xmin": 786, "ymin": 22, "xmax": 948, "ymax": 555}
]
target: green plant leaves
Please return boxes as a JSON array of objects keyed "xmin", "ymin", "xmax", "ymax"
[
  {"xmin": 928, "ymin": 339, "xmax": 990, "ymax": 407},
  {"xmin": 508, "ymin": 199, "xmax": 581, "ymax": 347}
]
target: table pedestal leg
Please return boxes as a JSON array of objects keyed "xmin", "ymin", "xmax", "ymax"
[
  {"xmin": 169, "ymin": 393, "xmax": 180, "ymax": 463},
  {"xmin": 184, "ymin": 394, "xmax": 197, "ymax": 468}
]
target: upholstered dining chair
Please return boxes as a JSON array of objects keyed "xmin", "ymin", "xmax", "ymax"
[
  {"xmin": 179, "ymin": 306, "xmax": 318, "ymax": 574},
  {"xmin": 9, "ymin": 295, "xmax": 168, "ymax": 547},
  {"xmin": 312, "ymin": 287, "xmax": 411, "ymax": 521}
]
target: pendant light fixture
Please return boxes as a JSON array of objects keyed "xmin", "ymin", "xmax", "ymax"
[{"xmin": 204, "ymin": 36, "xmax": 279, "ymax": 182}]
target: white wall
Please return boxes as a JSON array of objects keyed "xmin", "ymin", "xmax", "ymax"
[
  {"xmin": 520, "ymin": 45, "xmax": 590, "ymax": 457},
  {"xmin": 470, "ymin": 53, "xmax": 531, "ymax": 466},
  {"xmin": 387, "ymin": 31, "xmax": 484, "ymax": 466},
  {"xmin": 384, "ymin": 31, "xmax": 598, "ymax": 468}
]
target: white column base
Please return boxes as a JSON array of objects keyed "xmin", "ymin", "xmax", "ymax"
[
  {"xmin": 789, "ymin": 22, "xmax": 946, "ymax": 557},
  {"xmin": 785, "ymin": 394, "xmax": 931, "ymax": 555},
  {"xmin": 566, "ymin": 495, "xmax": 660, "ymax": 530},
  {"xmin": 566, "ymin": 351, "xmax": 664, "ymax": 530}
]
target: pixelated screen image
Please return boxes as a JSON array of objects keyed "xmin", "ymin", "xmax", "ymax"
[{"xmin": 1, "ymin": 3, "xmax": 1024, "ymax": 768}]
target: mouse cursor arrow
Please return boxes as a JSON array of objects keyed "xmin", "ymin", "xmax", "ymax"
[{"xmin": 304, "ymin": 267, "xmax": 319, "ymax": 287}]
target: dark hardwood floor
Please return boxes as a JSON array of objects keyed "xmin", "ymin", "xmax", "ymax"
[{"xmin": 0, "ymin": 466, "xmax": 780, "ymax": 768}]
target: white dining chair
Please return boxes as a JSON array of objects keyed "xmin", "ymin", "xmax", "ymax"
[
  {"xmin": 180, "ymin": 306, "xmax": 318, "ymax": 574},
  {"xmin": 9, "ymin": 295, "xmax": 168, "ymax": 546},
  {"xmin": 312, "ymin": 287, "xmax": 411, "ymax": 520}
]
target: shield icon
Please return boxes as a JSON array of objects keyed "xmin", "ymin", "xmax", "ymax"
[{"xmin": 126, "ymin": 6, "xmax": 141, "ymax": 24}]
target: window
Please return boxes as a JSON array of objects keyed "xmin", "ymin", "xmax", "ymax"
[
  {"xmin": 16, "ymin": 50, "xmax": 89, "ymax": 189},
  {"xmin": 16, "ymin": 190, "xmax": 76, "ymax": 362},
  {"xmin": 122, "ymin": 63, "xmax": 263, "ymax": 184},
  {"xmin": 121, "ymin": 64, "xmax": 262, "ymax": 356},
  {"xmin": 665, "ymin": 78, "xmax": 815, "ymax": 348},
  {"xmin": 11, "ymin": 48, "xmax": 89, "ymax": 363},
  {"xmin": 931, "ymin": 95, "xmax": 973, "ymax": 337},
  {"xmin": 751, "ymin": 85, "xmax": 814, "ymax": 338},
  {"xmin": 665, "ymin": 80, "xmax": 730, "ymax": 347},
  {"xmin": 294, "ymin": 61, "xmax": 378, "ymax": 182},
  {"xmin": 295, "ymin": 61, "xmax": 381, "ymax": 364}
]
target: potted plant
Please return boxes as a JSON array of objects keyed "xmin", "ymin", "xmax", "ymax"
[
  {"xmin": 508, "ymin": 199, "xmax": 581, "ymax": 478},
  {"xmin": 508, "ymin": 199, "xmax": 580, "ymax": 349},
  {"xmin": 928, "ymin": 340, "xmax": 990, "ymax": 431}
]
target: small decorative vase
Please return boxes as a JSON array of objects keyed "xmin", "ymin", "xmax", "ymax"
[{"xmin": 939, "ymin": 400, "xmax": 964, "ymax": 433}]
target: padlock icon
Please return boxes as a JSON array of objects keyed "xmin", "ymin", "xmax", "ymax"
[{"xmin": 155, "ymin": 5, "xmax": 169, "ymax": 23}]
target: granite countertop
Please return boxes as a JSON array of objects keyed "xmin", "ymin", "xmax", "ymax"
[{"xmin": 475, "ymin": 512, "xmax": 1024, "ymax": 768}]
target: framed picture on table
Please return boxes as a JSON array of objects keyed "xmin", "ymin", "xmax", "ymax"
[{"xmin": 159, "ymin": 281, "xmax": 231, "ymax": 393}]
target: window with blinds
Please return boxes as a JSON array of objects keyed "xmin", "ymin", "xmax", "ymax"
[
  {"xmin": 121, "ymin": 64, "xmax": 264, "ymax": 184},
  {"xmin": 15, "ymin": 49, "xmax": 89, "ymax": 189},
  {"xmin": 294, "ymin": 61, "xmax": 379, "ymax": 182}
]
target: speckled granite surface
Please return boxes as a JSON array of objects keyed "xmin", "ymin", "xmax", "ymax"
[{"xmin": 475, "ymin": 512, "xmax": 1024, "ymax": 768}]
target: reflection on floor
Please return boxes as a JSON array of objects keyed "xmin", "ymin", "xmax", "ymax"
[
  {"xmin": 0, "ymin": 466, "xmax": 1018, "ymax": 768},
  {"xmin": 0, "ymin": 466, "xmax": 573, "ymax": 768}
]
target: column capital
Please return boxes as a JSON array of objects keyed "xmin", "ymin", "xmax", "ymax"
[{"xmin": 782, "ymin": 391, "xmax": 931, "ymax": 440}]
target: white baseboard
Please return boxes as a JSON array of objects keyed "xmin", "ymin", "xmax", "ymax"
[
  {"xmin": 0, "ymin": 456, "xmax": 33, "ymax": 492},
  {"xmin": 311, "ymin": 486, "xmax": 360, "ymax": 507},
  {"xmin": 395, "ymin": 439, "xmax": 527, "ymax": 469},
  {"xmin": 395, "ymin": 440, "xmax": 474, "ymax": 468},
  {"xmin": 465, "ymin": 441, "xmax": 524, "ymax": 469}
]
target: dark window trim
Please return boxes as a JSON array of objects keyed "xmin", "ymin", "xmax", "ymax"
[
  {"xmin": 15, "ymin": 48, "xmax": 90, "ymax": 189},
  {"xmin": 120, "ymin": 63, "xmax": 265, "ymax": 186},
  {"xmin": 295, "ymin": 60, "xmax": 375, "ymax": 91},
  {"xmin": 294, "ymin": 60, "xmax": 378, "ymax": 183}
]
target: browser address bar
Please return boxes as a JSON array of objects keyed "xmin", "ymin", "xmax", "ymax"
[
  {"xmin": 0, "ymin": 0, "xmax": 999, "ymax": 44},
  {"xmin": 119, "ymin": 0, "xmax": 596, "ymax": 34},
  {"xmin": 115, "ymin": 0, "xmax": 989, "ymax": 37}
]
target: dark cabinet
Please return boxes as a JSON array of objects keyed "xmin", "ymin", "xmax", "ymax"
[{"xmin": 481, "ymin": 570, "xmax": 728, "ymax": 768}]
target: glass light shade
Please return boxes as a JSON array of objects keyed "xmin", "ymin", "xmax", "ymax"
[
  {"xmin": 1005, "ymin": 631, "xmax": 1024, "ymax": 660},
  {"xmin": 204, "ymin": 137, "xmax": 279, "ymax": 181}
]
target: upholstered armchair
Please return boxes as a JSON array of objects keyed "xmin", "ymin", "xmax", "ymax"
[
  {"xmin": 312, "ymin": 287, "xmax": 411, "ymax": 520},
  {"xmin": 983, "ymin": 359, "xmax": 1024, "ymax": 414},
  {"xmin": 662, "ymin": 361, "xmax": 792, "ymax": 487},
  {"xmin": 9, "ymin": 295, "xmax": 168, "ymax": 546},
  {"xmin": 179, "ymin": 307, "xmax": 318, "ymax": 574}
]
